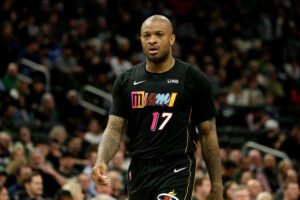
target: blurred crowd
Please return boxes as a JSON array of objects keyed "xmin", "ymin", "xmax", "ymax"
[{"xmin": 0, "ymin": 0, "xmax": 300, "ymax": 199}]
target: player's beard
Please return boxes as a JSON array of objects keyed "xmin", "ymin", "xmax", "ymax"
[{"xmin": 146, "ymin": 48, "xmax": 170, "ymax": 64}]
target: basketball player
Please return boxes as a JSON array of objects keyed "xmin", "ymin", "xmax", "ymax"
[{"xmin": 91, "ymin": 15, "xmax": 223, "ymax": 200}]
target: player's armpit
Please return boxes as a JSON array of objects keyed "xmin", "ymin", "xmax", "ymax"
[
  {"xmin": 96, "ymin": 115, "xmax": 127, "ymax": 165},
  {"xmin": 197, "ymin": 118, "xmax": 223, "ymax": 199}
]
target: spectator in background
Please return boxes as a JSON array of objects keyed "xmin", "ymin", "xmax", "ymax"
[
  {"xmin": 244, "ymin": 78, "xmax": 264, "ymax": 106},
  {"xmin": 0, "ymin": 170, "xmax": 8, "ymax": 187},
  {"xmin": 247, "ymin": 179, "xmax": 263, "ymax": 200},
  {"xmin": 107, "ymin": 170, "xmax": 124, "ymax": 199},
  {"xmin": 265, "ymin": 70, "xmax": 284, "ymax": 98},
  {"xmin": 259, "ymin": 119, "xmax": 285, "ymax": 150},
  {"xmin": 256, "ymin": 192, "xmax": 272, "ymax": 200},
  {"xmin": 2, "ymin": 62, "xmax": 18, "ymax": 91},
  {"xmin": 83, "ymin": 148, "xmax": 98, "ymax": 196},
  {"xmin": 0, "ymin": 132, "xmax": 13, "ymax": 168},
  {"xmin": 264, "ymin": 93, "xmax": 279, "ymax": 120},
  {"xmin": 227, "ymin": 80, "xmax": 248, "ymax": 106},
  {"xmin": 262, "ymin": 154, "xmax": 279, "ymax": 193},
  {"xmin": 7, "ymin": 165, "xmax": 32, "ymax": 197},
  {"xmin": 0, "ymin": 185, "xmax": 9, "ymax": 200},
  {"xmin": 0, "ymin": 104, "xmax": 17, "ymax": 132},
  {"xmin": 283, "ymin": 181, "xmax": 299, "ymax": 200},
  {"xmin": 109, "ymin": 151, "xmax": 127, "ymax": 186},
  {"xmin": 193, "ymin": 175, "xmax": 211, "ymax": 200},
  {"xmin": 223, "ymin": 181, "xmax": 238, "ymax": 200},
  {"xmin": 228, "ymin": 150, "xmax": 242, "ymax": 166},
  {"xmin": 84, "ymin": 119, "xmax": 103, "ymax": 145},
  {"xmin": 223, "ymin": 161, "xmax": 238, "ymax": 184},
  {"xmin": 274, "ymin": 169, "xmax": 298, "ymax": 200},
  {"xmin": 14, "ymin": 127, "xmax": 34, "ymax": 155},
  {"xmin": 36, "ymin": 92, "xmax": 59, "ymax": 131},
  {"xmin": 246, "ymin": 106, "xmax": 269, "ymax": 131},
  {"xmin": 49, "ymin": 125, "xmax": 67, "ymax": 148},
  {"xmin": 77, "ymin": 173, "xmax": 94, "ymax": 200},
  {"xmin": 232, "ymin": 185, "xmax": 250, "ymax": 200},
  {"xmin": 13, "ymin": 171, "xmax": 45, "ymax": 200},
  {"xmin": 62, "ymin": 179, "xmax": 84, "ymax": 200},
  {"xmin": 281, "ymin": 123, "xmax": 300, "ymax": 161},
  {"xmin": 5, "ymin": 146, "xmax": 27, "ymax": 176},
  {"xmin": 57, "ymin": 152, "xmax": 79, "ymax": 178}
]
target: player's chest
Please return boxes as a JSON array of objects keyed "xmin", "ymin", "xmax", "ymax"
[{"xmin": 125, "ymin": 76, "xmax": 187, "ymax": 109}]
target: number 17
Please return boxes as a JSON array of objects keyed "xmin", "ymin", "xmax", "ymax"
[{"xmin": 151, "ymin": 112, "xmax": 173, "ymax": 131}]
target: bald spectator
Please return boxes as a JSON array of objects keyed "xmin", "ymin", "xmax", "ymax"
[
  {"xmin": 247, "ymin": 179, "xmax": 263, "ymax": 200},
  {"xmin": 256, "ymin": 192, "xmax": 273, "ymax": 200},
  {"xmin": 283, "ymin": 181, "xmax": 299, "ymax": 200},
  {"xmin": 2, "ymin": 63, "xmax": 18, "ymax": 90},
  {"xmin": 233, "ymin": 185, "xmax": 250, "ymax": 200}
]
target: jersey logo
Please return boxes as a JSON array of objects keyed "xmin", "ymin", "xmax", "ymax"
[
  {"xmin": 167, "ymin": 79, "xmax": 179, "ymax": 84},
  {"xmin": 133, "ymin": 80, "xmax": 146, "ymax": 85},
  {"xmin": 131, "ymin": 91, "xmax": 177, "ymax": 109},
  {"xmin": 157, "ymin": 190, "xmax": 178, "ymax": 200},
  {"xmin": 174, "ymin": 167, "xmax": 186, "ymax": 173}
]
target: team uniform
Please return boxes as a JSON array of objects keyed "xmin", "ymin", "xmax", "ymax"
[{"xmin": 109, "ymin": 59, "xmax": 217, "ymax": 200}]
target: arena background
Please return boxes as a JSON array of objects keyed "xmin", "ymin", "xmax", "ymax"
[{"xmin": 0, "ymin": 0, "xmax": 299, "ymax": 200}]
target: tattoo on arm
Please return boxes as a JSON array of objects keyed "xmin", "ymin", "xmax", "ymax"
[
  {"xmin": 198, "ymin": 118, "xmax": 223, "ymax": 197},
  {"xmin": 96, "ymin": 115, "xmax": 126, "ymax": 165}
]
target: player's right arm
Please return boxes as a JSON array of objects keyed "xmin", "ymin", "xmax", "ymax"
[{"xmin": 90, "ymin": 115, "xmax": 126, "ymax": 185}]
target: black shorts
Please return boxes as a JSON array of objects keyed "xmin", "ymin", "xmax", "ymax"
[{"xmin": 127, "ymin": 154, "xmax": 196, "ymax": 200}]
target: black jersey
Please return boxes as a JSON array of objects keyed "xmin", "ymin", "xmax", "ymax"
[{"xmin": 109, "ymin": 59, "xmax": 217, "ymax": 159}]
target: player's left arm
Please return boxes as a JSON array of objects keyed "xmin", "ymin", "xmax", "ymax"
[{"xmin": 197, "ymin": 117, "xmax": 223, "ymax": 200}]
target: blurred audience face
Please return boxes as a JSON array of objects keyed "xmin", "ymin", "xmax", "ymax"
[
  {"xmin": 88, "ymin": 119, "xmax": 101, "ymax": 134},
  {"xmin": 7, "ymin": 62, "xmax": 18, "ymax": 77},
  {"xmin": 112, "ymin": 151, "xmax": 124, "ymax": 170},
  {"xmin": 29, "ymin": 150, "xmax": 45, "ymax": 169},
  {"xmin": 95, "ymin": 184, "xmax": 112, "ymax": 195},
  {"xmin": 195, "ymin": 178, "xmax": 211, "ymax": 198},
  {"xmin": 229, "ymin": 150, "xmax": 241, "ymax": 165},
  {"xmin": 285, "ymin": 169, "xmax": 298, "ymax": 182},
  {"xmin": 78, "ymin": 173, "xmax": 90, "ymax": 193},
  {"xmin": 68, "ymin": 137, "xmax": 82, "ymax": 154},
  {"xmin": 284, "ymin": 182, "xmax": 299, "ymax": 200},
  {"xmin": 60, "ymin": 156, "xmax": 74, "ymax": 171},
  {"xmin": 263, "ymin": 154, "xmax": 276, "ymax": 170},
  {"xmin": 233, "ymin": 187, "xmax": 250, "ymax": 200},
  {"xmin": 248, "ymin": 150, "xmax": 262, "ymax": 168},
  {"xmin": 0, "ymin": 186, "xmax": 9, "ymax": 200},
  {"xmin": 247, "ymin": 179, "xmax": 262, "ymax": 200},
  {"xmin": 0, "ymin": 132, "xmax": 12, "ymax": 152},
  {"xmin": 240, "ymin": 171, "xmax": 252, "ymax": 185},
  {"xmin": 88, "ymin": 151, "xmax": 98, "ymax": 166},
  {"xmin": 224, "ymin": 182, "xmax": 238, "ymax": 200},
  {"xmin": 19, "ymin": 127, "xmax": 32, "ymax": 143},
  {"xmin": 17, "ymin": 166, "xmax": 32, "ymax": 185},
  {"xmin": 25, "ymin": 174, "xmax": 43, "ymax": 198}
]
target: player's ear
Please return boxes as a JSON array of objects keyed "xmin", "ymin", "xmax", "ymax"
[{"xmin": 170, "ymin": 33, "xmax": 175, "ymax": 45}]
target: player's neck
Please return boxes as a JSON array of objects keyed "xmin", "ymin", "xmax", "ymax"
[{"xmin": 146, "ymin": 56, "xmax": 175, "ymax": 73}]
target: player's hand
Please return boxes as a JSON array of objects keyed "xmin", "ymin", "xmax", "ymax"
[{"xmin": 90, "ymin": 161, "xmax": 109, "ymax": 185}]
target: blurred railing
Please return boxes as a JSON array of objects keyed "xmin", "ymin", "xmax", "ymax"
[
  {"xmin": 20, "ymin": 58, "xmax": 51, "ymax": 92},
  {"xmin": 241, "ymin": 141, "xmax": 290, "ymax": 161},
  {"xmin": 79, "ymin": 85, "xmax": 112, "ymax": 116}
]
